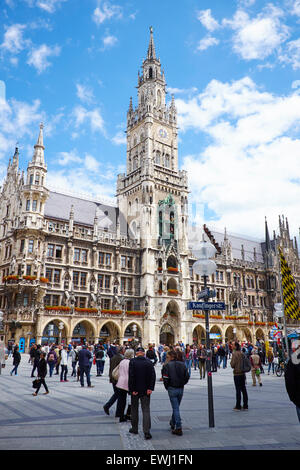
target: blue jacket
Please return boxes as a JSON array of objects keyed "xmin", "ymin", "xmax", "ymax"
[{"xmin": 78, "ymin": 348, "xmax": 92, "ymax": 367}]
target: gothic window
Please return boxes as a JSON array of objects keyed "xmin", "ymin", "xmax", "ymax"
[
  {"xmin": 165, "ymin": 154, "xmax": 170, "ymax": 168},
  {"xmin": 26, "ymin": 200, "xmax": 30, "ymax": 211},
  {"xmin": 167, "ymin": 255, "xmax": 177, "ymax": 269},
  {"xmin": 149, "ymin": 67, "xmax": 153, "ymax": 79},
  {"xmin": 35, "ymin": 173, "xmax": 40, "ymax": 185},
  {"xmin": 170, "ymin": 212, "xmax": 175, "ymax": 238},
  {"xmin": 156, "ymin": 151, "xmax": 161, "ymax": 165},
  {"xmin": 159, "ymin": 211, "xmax": 163, "ymax": 237},
  {"xmin": 28, "ymin": 239, "xmax": 34, "ymax": 254},
  {"xmin": 157, "ymin": 89, "xmax": 161, "ymax": 106}
]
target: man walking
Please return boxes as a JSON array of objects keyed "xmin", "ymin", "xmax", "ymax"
[
  {"xmin": 197, "ymin": 344, "xmax": 207, "ymax": 379},
  {"xmin": 128, "ymin": 347, "xmax": 156, "ymax": 440},
  {"xmin": 285, "ymin": 343, "xmax": 300, "ymax": 423},
  {"xmin": 103, "ymin": 346, "xmax": 124, "ymax": 415},
  {"xmin": 31, "ymin": 344, "xmax": 41, "ymax": 377},
  {"xmin": 250, "ymin": 349, "xmax": 263, "ymax": 387},
  {"xmin": 60, "ymin": 345, "xmax": 69, "ymax": 382},
  {"xmin": 10, "ymin": 345, "xmax": 21, "ymax": 376},
  {"xmin": 78, "ymin": 344, "xmax": 94, "ymax": 388},
  {"xmin": 162, "ymin": 350, "xmax": 190, "ymax": 436},
  {"xmin": 230, "ymin": 341, "xmax": 248, "ymax": 411}
]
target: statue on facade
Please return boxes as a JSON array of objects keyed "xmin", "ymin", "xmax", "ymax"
[{"xmin": 10, "ymin": 255, "xmax": 16, "ymax": 274}]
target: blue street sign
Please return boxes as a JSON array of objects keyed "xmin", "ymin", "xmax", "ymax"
[
  {"xmin": 187, "ymin": 302, "xmax": 226, "ymax": 311},
  {"xmin": 198, "ymin": 289, "xmax": 216, "ymax": 300}
]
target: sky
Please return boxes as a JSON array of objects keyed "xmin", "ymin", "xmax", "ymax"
[{"xmin": 1, "ymin": 0, "xmax": 300, "ymax": 242}]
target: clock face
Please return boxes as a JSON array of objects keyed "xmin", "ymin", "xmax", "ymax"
[{"xmin": 158, "ymin": 128, "xmax": 168, "ymax": 140}]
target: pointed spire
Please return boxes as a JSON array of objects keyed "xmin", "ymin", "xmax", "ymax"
[
  {"xmin": 265, "ymin": 216, "xmax": 271, "ymax": 251},
  {"xmin": 224, "ymin": 227, "xmax": 228, "ymax": 241},
  {"xmin": 32, "ymin": 123, "xmax": 45, "ymax": 166},
  {"xmin": 147, "ymin": 26, "xmax": 156, "ymax": 60}
]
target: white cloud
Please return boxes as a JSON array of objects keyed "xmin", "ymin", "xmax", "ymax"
[
  {"xmin": 36, "ymin": 0, "xmax": 67, "ymax": 12},
  {"xmin": 197, "ymin": 9, "xmax": 219, "ymax": 32},
  {"xmin": 27, "ymin": 44, "xmax": 61, "ymax": 73},
  {"xmin": 102, "ymin": 34, "xmax": 118, "ymax": 49},
  {"xmin": 76, "ymin": 83, "xmax": 94, "ymax": 104},
  {"xmin": 197, "ymin": 36, "xmax": 219, "ymax": 51},
  {"xmin": 176, "ymin": 77, "xmax": 300, "ymax": 238},
  {"xmin": 1, "ymin": 24, "xmax": 29, "ymax": 54},
  {"xmin": 84, "ymin": 154, "xmax": 100, "ymax": 171},
  {"xmin": 292, "ymin": 79, "xmax": 300, "ymax": 89},
  {"xmin": 73, "ymin": 105, "xmax": 105, "ymax": 134},
  {"xmin": 92, "ymin": 1, "xmax": 122, "ymax": 25},
  {"xmin": 292, "ymin": 0, "xmax": 300, "ymax": 16},
  {"xmin": 112, "ymin": 130, "xmax": 126, "ymax": 145},
  {"xmin": 223, "ymin": 5, "xmax": 290, "ymax": 60},
  {"xmin": 279, "ymin": 38, "xmax": 300, "ymax": 69},
  {"xmin": 57, "ymin": 150, "xmax": 82, "ymax": 166}
]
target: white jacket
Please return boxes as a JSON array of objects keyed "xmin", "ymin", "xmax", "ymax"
[{"xmin": 60, "ymin": 349, "xmax": 68, "ymax": 365}]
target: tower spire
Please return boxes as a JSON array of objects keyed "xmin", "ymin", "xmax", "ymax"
[
  {"xmin": 265, "ymin": 216, "xmax": 271, "ymax": 251},
  {"xmin": 147, "ymin": 26, "xmax": 156, "ymax": 60},
  {"xmin": 32, "ymin": 123, "xmax": 45, "ymax": 166}
]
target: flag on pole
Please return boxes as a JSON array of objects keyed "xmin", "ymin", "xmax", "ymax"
[{"xmin": 278, "ymin": 247, "xmax": 300, "ymax": 320}]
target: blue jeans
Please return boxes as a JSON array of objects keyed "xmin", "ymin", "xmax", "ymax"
[
  {"xmin": 168, "ymin": 387, "xmax": 184, "ymax": 430},
  {"xmin": 296, "ymin": 406, "xmax": 300, "ymax": 423},
  {"xmin": 11, "ymin": 364, "xmax": 19, "ymax": 375},
  {"xmin": 185, "ymin": 359, "xmax": 192, "ymax": 376},
  {"xmin": 268, "ymin": 362, "xmax": 275, "ymax": 374},
  {"xmin": 96, "ymin": 360, "xmax": 105, "ymax": 375},
  {"xmin": 48, "ymin": 362, "xmax": 55, "ymax": 377}
]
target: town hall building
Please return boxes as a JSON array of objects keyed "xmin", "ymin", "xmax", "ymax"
[{"xmin": 0, "ymin": 29, "xmax": 299, "ymax": 351}]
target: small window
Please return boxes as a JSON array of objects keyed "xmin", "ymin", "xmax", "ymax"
[
  {"xmin": 74, "ymin": 248, "xmax": 80, "ymax": 262},
  {"xmin": 32, "ymin": 200, "xmax": 37, "ymax": 212},
  {"xmin": 35, "ymin": 174, "xmax": 40, "ymax": 185},
  {"xmin": 26, "ymin": 200, "xmax": 30, "ymax": 211},
  {"xmin": 20, "ymin": 240, "xmax": 25, "ymax": 253},
  {"xmin": 55, "ymin": 245, "xmax": 62, "ymax": 258},
  {"xmin": 53, "ymin": 269, "xmax": 61, "ymax": 283},
  {"xmin": 47, "ymin": 244, "xmax": 54, "ymax": 257},
  {"xmin": 28, "ymin": 240, "xmax": 34, "ymax": 254},
  {"xmin": 73, "ymin": 271, "xmax": 79, "ymax": 286},
  {"xmin": 26, "ymin": 265, "xmax": 31, "ymax": 276},
  {"xmin": 29, "ymin": 174, "xmax": 33, "ymax": 185},
  {"xmin": 80, "ymin": 272, "xmax": 87, "ymax": 286}
]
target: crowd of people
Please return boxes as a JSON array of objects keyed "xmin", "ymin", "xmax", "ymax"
[{"xmin": 3, "ymin": 336, "xmax": 300, "ymax": 439}]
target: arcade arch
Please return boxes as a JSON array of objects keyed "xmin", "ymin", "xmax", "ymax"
[
  {"xmin": 98, "ymin": 321, "xmax": 121, "ymax": 343},
  {"xmin": 192, "ymin": 325, "xmax": 205, "ymax": 345}
]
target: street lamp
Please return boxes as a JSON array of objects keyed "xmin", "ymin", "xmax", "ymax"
[
  {"xmin": 58, "ymin": 321, "xmax": 64, "ymax": 345},
  {"xmin": 193, "ymin": 238, "xmax": 217, "ymax": 428}
]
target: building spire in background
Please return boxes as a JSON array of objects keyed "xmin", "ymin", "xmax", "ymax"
[{"xmin": 147, "ymin": 26, "xmax": 156, "ymax": 60}]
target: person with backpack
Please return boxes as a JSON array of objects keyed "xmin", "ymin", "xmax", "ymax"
[
  {"xmin": 10, "ymin": 345, "xmax": 21, "ymax": 376},
  {"xmin": 146, "ymin": 344, "xmax": 157, "ymax": 365},
  {"xmin": 211, "ymin": 344, "xmax": 218, "ymax": 372},
  {"xmin": 197, "ymin": 345, "xmax": 207, "ymax": 380},
  {"xmin": 95, "ymin": 345, "xmax": 106, "ymax": 376},
  {"xmin": 230, "ymin": 341, "xmax": 249, "ymax": 411},
  {"xmin": 47, "ymin": 347, "xmax": 57, "ymax": 377},
  {"xmin": 250, "ymin": 349, "xmax": 263, "ymax": 387}
]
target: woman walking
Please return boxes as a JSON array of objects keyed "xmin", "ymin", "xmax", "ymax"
[
  {"xmin": 10, "ymin": 346, "xmax": 21, "ymax": 376},
  {"xmin": 47, "ymin": 347, "xmax": 57, "ymax": 377},
  {"xmin": 115, "ymin": 349, "xmax": 135, "ymax": 422},
  {"xmin": 33, "ymin": 352, "xmax": 49, "ymax": 396},
  {"xmin": 267, "ymin": 347, "xmax": 275, "ymax": 375},
  {"xmin": 184, "ymin": 345, "xmax": 192, "ymax": 376}
]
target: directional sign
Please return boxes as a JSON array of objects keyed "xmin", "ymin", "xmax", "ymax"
[
  {"xmin": 188, "ymin": 301, "xmax": 226, "ymax": 311},
  {"xmin": 198, "ymin": 288, "xmax": 209, "ymax": 299}
]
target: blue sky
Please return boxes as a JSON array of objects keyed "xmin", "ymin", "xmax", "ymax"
[{"xmin": 2, "ymin": 0, "xmax": 300, "ymax": 240}]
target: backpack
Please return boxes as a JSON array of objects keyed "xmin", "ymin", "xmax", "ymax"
[
  {"xmin": 147, "ymin": 349, "xmax": 155, "ymax": 359},
  {"xmin": 96, "ymin": 350, "xmax": 104, "ymax": 359},
  {"xmin": 241, "ymin": 353, "xmax": 251, "ymax": 373}
]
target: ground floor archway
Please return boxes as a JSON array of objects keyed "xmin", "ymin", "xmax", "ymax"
[
  {"xmin": 160, "ymin": 323, "xmax": 175, "ymax": 346},
  {"xmin": 255, "ymin": 328, "xmax": 265, "ymax": 342},
  {"xmin": 98, "ymin": 321, "xmax": 120, "ymax": 343},
  {"xmin": 192, "ymin": 325, "xmax": 205, "ymax": 345},
  {"xmin": 225, "ymin": 326, "xmax": 234, "ymax": 342},
  {"xmin": 72, "ymin": 320, "xmax": 96, "ymax": 345},
  {"xmin": 242, "ymin": 327, "xmax": 252, "ymax": 343},
  {"xmin": 210, "ymin": 325, "xmax": 222, "ymax": 343},
  {"xmin": 42, "ymin": 320, "xmax": 67, "ymax": 345},
  {"xmin": 123, "ymin": 322, "xmax": 142, "ymax": 344}
]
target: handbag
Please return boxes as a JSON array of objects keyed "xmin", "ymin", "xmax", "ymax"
[
  {"xmin": 112, "ymin": 363, "xmax": 120, "ymax": 382},
  {"xmin": 32, "ymin": 378, "xmax": 41, "ymax": 389}
]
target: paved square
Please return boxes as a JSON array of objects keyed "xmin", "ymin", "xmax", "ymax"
[{"xmin": 0, "ymin": 354, "xmax": 299, "ymax": 450}]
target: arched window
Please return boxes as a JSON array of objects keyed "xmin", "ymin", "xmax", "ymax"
[
  {"xmin": 35, "ymin": 173, "xmax": 40, "ymax": 185},
  {"xmin": 165, "ymin": 154, "xmax": 170, "ymax": 168},
  {"xmin": 159, "ymin": 211, "xmax": 163, "ymax": 237},
  {"xmin": 157, "ymin": 89, "xmax": 161, "ymax": 106},
  {"xmin": 149, "ymin": 67, "xmax": 153, "ymax": 79},
  {"xmin": 170, "ymin": 211, "xmax": 174, "ymax": 238}
]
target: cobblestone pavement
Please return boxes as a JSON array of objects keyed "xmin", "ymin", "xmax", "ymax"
[{"xmin": 0, "ymin": 354, "xmax": 299, "ymax": 450}]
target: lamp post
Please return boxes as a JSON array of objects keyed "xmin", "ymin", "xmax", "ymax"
[
  {"xmin": 192, "ymin": 238, "xmax": 217, "ymax": 428},
  {"xmin": 58, "ymin": 321, "xmax": 64, "ymax": 345}
]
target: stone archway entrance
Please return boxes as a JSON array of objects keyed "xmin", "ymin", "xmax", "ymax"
[
  {"xmin": 42, "ymin": 321, "xmax": 60, "ymax": 345},
  {"xmin": 256, "ymin": 328, "xmax": 265, "ymax": 342},
  {"xmin": 225, "ymin": 326, "xmax": 234, "ymax": 342},
  {"xmin": 99, "ymin": 322, "xmax": 120, "ymax": 343},
  {"xmin": 159, "ymin": 300, "xmax": 180, "ymax": 345},
  {"xmin": 160, "ymin": 323, "xmax": 175, "ymax": 346},
  {"xmin": 193, "ymin": 325, "xmax": 205, "ymax": 345},
  {"xmin": 72, "ymin": 320, "xmax": 95, "ymax": 345}
]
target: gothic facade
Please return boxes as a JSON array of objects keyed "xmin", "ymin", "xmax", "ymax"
[{"xmin": 0, "ymin": 30, "xmax": 299, "ymax": 351}]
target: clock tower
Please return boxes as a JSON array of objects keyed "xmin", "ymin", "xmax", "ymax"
[{"xmin": 117, "ymin": 27, "xmax": 190, "ymax": 345}]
